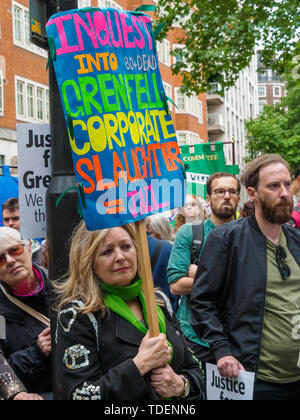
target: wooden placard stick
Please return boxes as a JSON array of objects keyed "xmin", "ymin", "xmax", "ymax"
[{"xmin": 135, "ymin": 219, "xmax": 160, "ymax": 337}]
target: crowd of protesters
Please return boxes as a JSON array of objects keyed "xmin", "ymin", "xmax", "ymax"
[{"xmin": 0, "ymin": 154, "xmax": 299, "ymax": 400}]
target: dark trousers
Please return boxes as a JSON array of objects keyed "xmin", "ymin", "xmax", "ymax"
[{"xmin": 254, "ymin": 379, "xmax": 300, "ymax": 401}]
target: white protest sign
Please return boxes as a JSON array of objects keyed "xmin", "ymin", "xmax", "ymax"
[
  {"xmin": 17, "ymin": 124, "xmax": 51, "ymax": 239},
  {"xmin": 206, "ymin": 363, "xmax": 255, "ymax": 401}
]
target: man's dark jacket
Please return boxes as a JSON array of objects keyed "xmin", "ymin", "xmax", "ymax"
[
  {"xmin": 190, "ymin": 215, "xmax": 300, "ymax": 374},
  {"xmin": 0, "ymin": 264, "xmax": 51, "ymax": 393}
]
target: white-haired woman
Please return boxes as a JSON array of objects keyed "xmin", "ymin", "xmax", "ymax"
[
  {"xmin": 53, "ymin": 221, "xmax": 204, "ymax": 400},
  {"xmin": 0, "ymin": 227, "xmax": 52, "ymax": 398},
  {"xmin": 149, "ymin": 213, "xmax": 174, "ymax": 243}
]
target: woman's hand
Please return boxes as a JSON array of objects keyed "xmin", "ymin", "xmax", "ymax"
[
  {"xmin": 150, "ymin": 365, "xmax": 185, "ymax": 399},
  {"xmin": 133, "ymin": 332, "xmax": 172, "ymax": 376},
  {"xmin": 37, "ymin": 327, "xmax": 51, "ymax": 357},
  {"xmin": 13, "ymin": 392, "xmax": 44, "ymax": 400}
]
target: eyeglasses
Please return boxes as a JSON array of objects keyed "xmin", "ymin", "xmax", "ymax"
[
  {"xmin": 213, "ymin": 189, "xmax": 239, "ymax": 198},
  {"xmin": 275, "ymin": 245, "xmax": 291, "ymax": 281},
  {"xmin": 0, "ymin": 244, "xmax": 25, "ymax": 268}
]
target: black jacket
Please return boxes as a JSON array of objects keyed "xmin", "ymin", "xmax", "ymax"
[
  {"xmin": 190, "ymin": 215, "xmax": 300, "ymax": 374},
  {"xmin": 0, "ymin": 264, "xmax": 52, "ymax": 393},
  {"xmin": 54, "ymin": 292, "xmax": 204, "ymax": 400}
]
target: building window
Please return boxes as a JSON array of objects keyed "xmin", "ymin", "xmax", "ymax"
[
  {"xmin": 0, "ymin": 71, "xmax": 3, "ymax": 116},
  {"xmin": 175, "ymin": 88, "xmax": 186, "ymax": 112},
  {"xmin": 98, "ymin": 0, "xmax": 122, "ymax": 9},
  {"xmin": 12, "ymin": 1, "xmax": 47, "ymax": 57},
  {"xmin": 258, "ymin": 86, "xmax": 266, "ymax": 97},
  {"xmin": 15, "ymin": 77, "xmax": 49, "ymax": 123},
  {"xmin": 16, "ymin": 80, "xmax": 25, "ymax": 118},
  {"xmin": 157, "ymin": 39, "xmax": 171, "ymax": 67},
  {"xmin": 177, "ymin": 132, "xmax": 187, "ymax": 146},
  {"xmin": 163, "ymin": 82, "xmax": 173, "ymax": 112},
  {"xmin": 274, "ymin": 100, "xmax": 281, "ymax": 106},
  {"xmin": 13, "ymin": 5, "xmax": 22, "ymax": 43},
  {"xmin": 259, "ymin": 101, "xmax": 267, "ymax": 114},
  {"xmin": 273, "ymin": 86, "xmax": 281, "ymax": 97},
  {"xmin": 27, "ymin": 84, "xmax": 35, "ymax": 119},
  {"xmin": 175, "ymin": 88, "xmax": 204, "ymax": 122},
  {"xmin": 78, "ymin": 0, "xmax": 92, "ymax": 7},
  {"xmin": 177, "ymin": 131, "xmax": 201, "ymax": 146}
]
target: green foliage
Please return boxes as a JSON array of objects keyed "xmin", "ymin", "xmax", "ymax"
[
  {"xmin": 245, "ymin": 59, "xmax": 300, "ymax": 171},
  {"xmin": 155, "ymin": 0, "xmax": 300, "ymax": 95}
]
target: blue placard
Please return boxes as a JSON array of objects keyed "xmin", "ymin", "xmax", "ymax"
[{"xmin": 46, "ymin": 8, "xmax": 185, "ymax": 230}]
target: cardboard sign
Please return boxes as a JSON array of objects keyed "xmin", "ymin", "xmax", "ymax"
[
  {"xmin": 17, "ymin": 124, "xmax": 51, "ymax": 239},
  {"xmin": 206, "ymin": 363, "xmax": 255, "ymax": 401},
  {"xmin": 46, "ymin": 8, "xmax": 185, "ymax": 231}
]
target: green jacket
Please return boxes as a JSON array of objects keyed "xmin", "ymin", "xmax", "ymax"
[{"xmin": 167, "ymin": 218, "xmax": 216, "ymax": 346}]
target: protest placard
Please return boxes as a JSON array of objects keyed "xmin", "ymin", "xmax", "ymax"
[
  {"xmin": 45, "ymin": 8, "xmax": 185, "ymax": 231},
  {"xmin": 46, "ymin": 7, "xmax": 185, "ymax": 336},
  {"xmin": 181, "ymin": 142, "xmax": 239, "ymax": 199},
  {"xmin": 206, "ymin": 363, "xmax": 255, "ymax": 401},
  {"xmin": 17, "ymin": 123, "xmax": 51, "ymax": 239}
]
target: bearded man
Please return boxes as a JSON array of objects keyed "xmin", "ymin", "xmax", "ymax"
[
  {"xmin": 190, "ymin": 154, "xmax": 300, "ymax": 401},
  {"xmin": 167, "ymin": 172, "xmax": 240, "ymax": 363}
]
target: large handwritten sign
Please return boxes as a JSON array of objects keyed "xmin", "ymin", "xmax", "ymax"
[{"xmin": 46, "ymin": 8, "xmax": 185, "ymax": 230}]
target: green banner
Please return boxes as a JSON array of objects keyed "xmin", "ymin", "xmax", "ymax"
[{"xmin": 181, "ymin": 142, "xmax": 239, "ymax": 199}]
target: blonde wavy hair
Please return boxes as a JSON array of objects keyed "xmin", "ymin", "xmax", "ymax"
[{"xmin": 54, "ymin": 221, "xmax": 139, "ymax": 315}]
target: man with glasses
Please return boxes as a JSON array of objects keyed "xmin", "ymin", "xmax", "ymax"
[
  {"xmin": 191, "ymin": 154, "xmax": 300, "ymax": 400},
  {"xmin": 167, "ymin": 172, "xmax": 240, "ymax": 363},
  {"xmin": 0, "ymin": 227, "xmax": 52, "ymax": 398}
]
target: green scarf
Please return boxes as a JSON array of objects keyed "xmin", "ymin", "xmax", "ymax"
[{"xmin": 100, "ymin": 277, "xmax": 173, "ymax": 359}]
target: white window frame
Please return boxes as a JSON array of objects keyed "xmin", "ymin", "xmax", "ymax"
[
  {"xmin": 98, "ymin": 0, "xmax": 123, "ymax": 9},
  {"xmin": 175, "ymin": 88, "xmax": 204, "ymax": 122},
  {"xmin": 175, "ymin": 88, "xmax": 187, "ymax": 113},
  {"xmin": 0, "ymin": 71, "xmax": 3, "ymax": 116},
  {"xmin": 176, "ymin": 131, "xmax": 201, "ymax": 146},
  {"xmin": 273, "ymin": 86, "xmax": 281, "ymax": 97},
  {"xmin": 274, "ymin": 99, "xmax": 281, "ymax": 106},
  {"xmin": 173, "ymin": 44, "xmax": 185, "ymax": 65},
  {"xmin": 259, "ymin": 100, "xmax": 267, "ymax": 114},
  {"xmin": 258, "ymin": 86, "xmax": 266, "ymax": 97},
  {"xmin": 163, "ymin": 82, "xmax": 173, "ymax": 112},
  {"xmin": 78, "ymin": 0, "xmax": 92, "ymax": 7},
  {"xmin": 176, "ymin": 131, "xmax": 188, "ymax": 146},
  {"xmin": 12, "ymin": 1, "xmax": 47, "ymax": 58},
  {"xmin": 157, "ymin": 39, "xmax": 171, "ymax": 67},
  {"xmin": 15, "ymin": 76, "xmax": 49, "ymax": 123}
]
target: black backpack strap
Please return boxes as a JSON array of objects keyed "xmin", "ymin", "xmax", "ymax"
[
  {"xmin": 151, "ymin": 239, "xmax": 162, "ymax": 271},
  {"xmin": 190, "ymin": 222, "xmax": 204, "ymax": 265}
]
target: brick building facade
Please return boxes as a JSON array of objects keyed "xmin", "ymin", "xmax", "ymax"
[
  {"xmin": 0, "ymin": 0, "xmax": 49, "ymax": 171},
  {"xmin": 0, "ymin": 0, "xmax": 208, "ymax": 173}
]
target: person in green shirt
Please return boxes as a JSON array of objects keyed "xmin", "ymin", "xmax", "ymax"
[{"xmin": 167, "ymin": 172, "xmax": 241, "ymax": 363}]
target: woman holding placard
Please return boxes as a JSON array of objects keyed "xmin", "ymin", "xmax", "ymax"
[{"xmin": 53, "ymin": 221, "xmax": 204, "ymax": 400}]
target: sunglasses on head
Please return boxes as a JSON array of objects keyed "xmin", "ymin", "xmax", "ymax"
[
  {"xmin": 0, "ymin": 244, "xmax": 25, "ymax": 268},
  {"xmin": 275, "ymin": 245, "xmax": 291, "ymax": 281}
]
